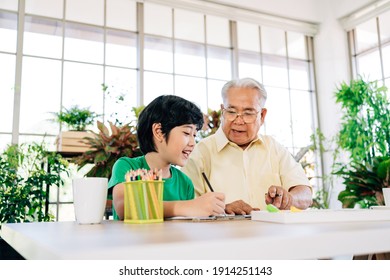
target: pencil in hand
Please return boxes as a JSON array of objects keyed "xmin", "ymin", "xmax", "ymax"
[
  {"xmin": 201, "ymin": 172, "xmax": 214, "ymax": 192},
  {"xmin": 201, "ymin": 172, "xmax": 227, "ymax": 216}
]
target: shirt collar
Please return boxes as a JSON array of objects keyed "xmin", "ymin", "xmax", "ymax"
[{"xmin": 215, "ymin": 127, "xmax": 263, "ymax": 152}]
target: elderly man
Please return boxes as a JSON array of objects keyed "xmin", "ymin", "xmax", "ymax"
[{"xmin": 182, "ymin": 77, "xmax": 312, "ymax": 214}]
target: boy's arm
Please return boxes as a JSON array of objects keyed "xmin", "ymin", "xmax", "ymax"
[
  {"xmin": 112, "ymin": 183, "xmax": 125, "ymax": 220},
  {"xmin": 163, "ymin": 192, "xmax": 225, "ymax": 217}
]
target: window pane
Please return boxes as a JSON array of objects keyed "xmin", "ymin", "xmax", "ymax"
[
  {"xmin": 63, "ymin": 62, "xmax": 104, "ymax": 116},
  {"xmin": 0, "ymin": 11, "xmax": 17, "ymax": 52},
  {"xmin": 66, "ymin": 0, "xmax": 104, "ymax": 26},
  {"xmin": 56, "ymin": 204, "xmax": 75, "ymax": 222},
  {"xmin": 144, "ymin": 2, "xmax": 172, "ymax": 37},
  {"xmin": 263, "ymin": 87, "xmax": 292, "ymax": 148},
  {"xmin": 175, "ymin": 9, "xmax": 204, "ymax": 43},
  {"xmin": 107, "ymin": 0, "xmax": 137, "ymax": 31},
  {"xmin": 383, "ymin": 44, "xmax": 390, "ymax": 79},
  {"xmin": 356, "ymin": 50, "xmax": 382, "ymax": 82},
  {"xmin": 289, "ymin": 59, "xmax": 309, "ymax": 90},
  {"xmin": 64, "ymin": 22, "xmax": 104, "ymax": 64},
  {"xmin": 175, "ymin": 40, "xmax": 205, "ymax": 77},
  {"xmin": 355, "ymin": 18, "xmax": 378, "ymax": 53},
  {"xmin": 175, "ymin": 76, "xmax": 207, "ymax": 112},
  {"xmin": 238, "ymin": 50, "xmax": 262, "ymax": 82},
  {"xmin": 290, "ymin": 90, "xmax": 313, "ymax": 147},
  {"xmin": 0, "ymin": 135, "xmax": 12, "ymax": 152},
  {"xmin": 263, "ymin": 55, "xmax": 288, "ymax": 88},
  {"xmin": 0, "ymin": 53, "xmax": 15, "ymax": 132},
  {"xmin": 26, "ymin": 0, "xmax": 63, "ymax": 19},
  {"xmin": 207, "ymin": 46, "xmax": 231, "ymax": 80},
  {"xmin": 19, "ymin": 135, "xmax": 56, "ymax": 151},
  {"xmin": 207, "ymin": 79, "xmax": 225, "ymax": 111},
  {"xmin": 0, "ymin": 0, "xmax": 18, "ymax": 11},
  {"xmin": 206, "ymin": 15, "xmax": 229, "ymax": 47},
  {"xmin": 262, "ymin": 26, "xmax": 286, "ymax": 56},
  {"xmin": 379, "ymin": 10, "xmax": 390, "ymax": 42},
  {"xmin": 104, "ymin": 67, "xmax": 137, "ymax": 125},
  {"xmin": 144, "ymin": 72, "xmax": 173, "ymax": 105},
  {"xmin": 106, "ymin": 29, "xmax": 137, "ymax": 68},
  {"xmin": 20, "ymin": 57, "xmax": 61, "ymax": 135},
  {"xmin": 237, "ymin": 21, "xmax": 259, "ymax": 52},
  {"xmin": 287, "ymin": 32, "xmax": 306, "ymax": 59},
  {"xmin": 144, "ymin": 36, "xmax": 173, "ymax": 73},
  {"xmin": 23, "ymin": 16, "xmax": 63, "ymax": 58}
]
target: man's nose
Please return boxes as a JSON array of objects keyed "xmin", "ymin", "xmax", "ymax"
[{"xmin": 233, "ymin": 114, "xmax": 245, "ymax": 124}]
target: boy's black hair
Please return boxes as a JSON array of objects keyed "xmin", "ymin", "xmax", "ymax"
[{"xmin": 137, "ymin": 95, "xmax": 204, "ymax": 154}]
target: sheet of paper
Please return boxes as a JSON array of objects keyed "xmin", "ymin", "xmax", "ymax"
[{"xmin": 165, "ymin": 214, "xmax": 251, "ymax": 222}]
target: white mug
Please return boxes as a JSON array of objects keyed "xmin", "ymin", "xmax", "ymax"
[
  {"xmin": 383, "ymin": 188, "xmax": 390, "ymax": 206},
  {"xmin": 72, "ymin": 177, "xmax": 108, "ymax": 224}
]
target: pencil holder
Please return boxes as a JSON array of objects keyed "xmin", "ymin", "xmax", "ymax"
[{"xmin": 124, "ymin": 180, "xmax": 164, "ymax": 224}]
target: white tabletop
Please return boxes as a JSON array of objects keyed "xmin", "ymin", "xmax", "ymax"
[{"xmin": 2, "ymin": 219, "xmax": 390, "ymax": 260}]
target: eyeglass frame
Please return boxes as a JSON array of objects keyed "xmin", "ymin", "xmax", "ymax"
[{"xmin": 221, "ymin": 106, "xmax": 263, "ymax": 124}]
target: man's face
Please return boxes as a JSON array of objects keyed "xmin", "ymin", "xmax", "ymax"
[{"xmin": 221, "ymin": 87, "xmax": 267, "ymax": 149}]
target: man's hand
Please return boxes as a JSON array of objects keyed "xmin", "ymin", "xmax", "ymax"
[
  {"xmin": 225, "ymin": 200, "xmax": 260, "ymax": 215},
  {"xmin": 265, "ymin": 186, "xmax": 293, "ymax": 210},
  {"xmin": 265, "ymin": 185, "xmax": 312, "ymax": 210}
]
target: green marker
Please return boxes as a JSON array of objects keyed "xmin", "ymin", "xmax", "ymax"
[{"xmin": 266, "ymin": 204, "xmax": 280, "ymax": 213}]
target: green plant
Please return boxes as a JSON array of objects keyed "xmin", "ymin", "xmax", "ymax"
[
  {"xmin": 336, "ymin": 157, "xmax": 389, "ymax": 208},
  {"xmin": 0, "ymin": 142, "xmax": 69, "ymax": 229},
  {"xmin": 333, "ymin": 78, "xmax": 390, "ymax": 208},
  {"xmin": 74, "ymin": 121, "xmax": 141, "ymax": 179},
  {"xmin": 53, "ymin": 105, "xmax": 99, "ymax": 131}
]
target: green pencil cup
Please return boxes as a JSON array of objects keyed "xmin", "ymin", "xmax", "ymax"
[{"xmin": 124, "ymin": 180, "xmax": 164, "ymax": 224}]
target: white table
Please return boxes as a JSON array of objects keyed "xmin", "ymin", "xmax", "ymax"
[{"xmin": 2, "ymin": 219, "xmax": 390, "ymax": 260}]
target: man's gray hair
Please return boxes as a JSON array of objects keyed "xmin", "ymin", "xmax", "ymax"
[{"xmin": 221, "ymin": 77, "xmax": 267, "ymax": 107}]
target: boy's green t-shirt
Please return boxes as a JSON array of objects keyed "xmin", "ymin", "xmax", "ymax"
[{"xmin": 108, "ymin": 156, "xmax": 195, "ymax": 220}]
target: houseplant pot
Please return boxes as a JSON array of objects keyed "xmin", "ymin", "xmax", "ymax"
[{"xmin": 53, "ymin": 105, "xmax": 99, "ymax": 153}]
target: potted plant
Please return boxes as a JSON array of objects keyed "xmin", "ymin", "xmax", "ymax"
[
  {"xmin": 53, "ymin": 105, "xmax": 99, "ymax": 131},
  {"xmin": 53, "ymin": 105, "xmax": 99, "ymax": 153},
  {"xmin": 333, "ymin": 77, "xmax": 390, "ymax": 208},
  {"xmin": 73, "ymin": 120, "xmax": 141, "ymax": 178},
  {"xmin": 0, "ymin": 142, "xmax": 69, "ymax": 258}
]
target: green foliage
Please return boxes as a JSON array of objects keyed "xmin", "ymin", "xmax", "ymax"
[
  {"xmin": 335, "ymin": 157, "xmax": 387, "ymax": 208},
  {"xmin": 53, "ymin": 105, "xmax": 99, "ymax": 131},
  {"xmin": 334, "ymin": 78, "xmax": 390, "ymax": 208},
  {"xmin": 0, "ymin": 142, "xmax": 69, "ymax": 228},
  {"xmin": 334, "ymin": 78, "xmax": 390, "ymax": 165},
  {"xmin": 74, "ymin": 121, "xmax": 141, "ymax": 179}
]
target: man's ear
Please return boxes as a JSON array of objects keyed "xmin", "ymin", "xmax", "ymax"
[
  {"xmin": 260, "ymin": 108, "xmax": 267, "ymax": 123},
  {"xmin": 152, "ymin": 123, "xmax": 164, "ymax": 143}
]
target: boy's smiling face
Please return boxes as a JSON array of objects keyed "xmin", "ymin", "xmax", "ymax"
[{"xmin": 159, "ymin": 124, "xmax": 197, "ymax": 167}]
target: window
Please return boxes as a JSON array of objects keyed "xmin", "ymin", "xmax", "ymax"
[{"xmin": 349, "ymin": 9, "xmax": 390, "ymax": 87}]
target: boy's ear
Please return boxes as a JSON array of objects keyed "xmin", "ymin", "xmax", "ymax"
[{"xmin": 152, "ymin": 123, "xmax": 164, "ymax": 143}]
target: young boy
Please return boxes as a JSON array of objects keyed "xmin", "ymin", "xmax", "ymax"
[{"xmin": 108, "ymin": 95, "xmax": 225, "ymax": 220}]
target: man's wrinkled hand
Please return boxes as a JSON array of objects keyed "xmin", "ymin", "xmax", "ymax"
[{"xmin": 225, "ymin": 200, "xmax": 260, "ymax": 215}]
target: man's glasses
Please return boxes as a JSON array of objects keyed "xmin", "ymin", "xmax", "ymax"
[{"xmin": 222, "ymin": 108, "xmax": 261, "ymax": 124}]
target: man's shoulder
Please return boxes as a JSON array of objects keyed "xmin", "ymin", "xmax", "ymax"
[{"xmin": 258, "ymin": 134, "xmax": 278, "ymax": 145}]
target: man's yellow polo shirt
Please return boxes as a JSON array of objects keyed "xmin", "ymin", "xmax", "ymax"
[{"xmin": 182, "ymin": 127, "xmax": 310, "ymax": 210}]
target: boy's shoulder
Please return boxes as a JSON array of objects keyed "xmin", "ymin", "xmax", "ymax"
[
  {"xmin": 171, "ymin": 166, "xmax": 192, "ymax": 183},
  {"xmin": 115, "ymin": 155, "xmax": 146, "ymax": 168}
]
